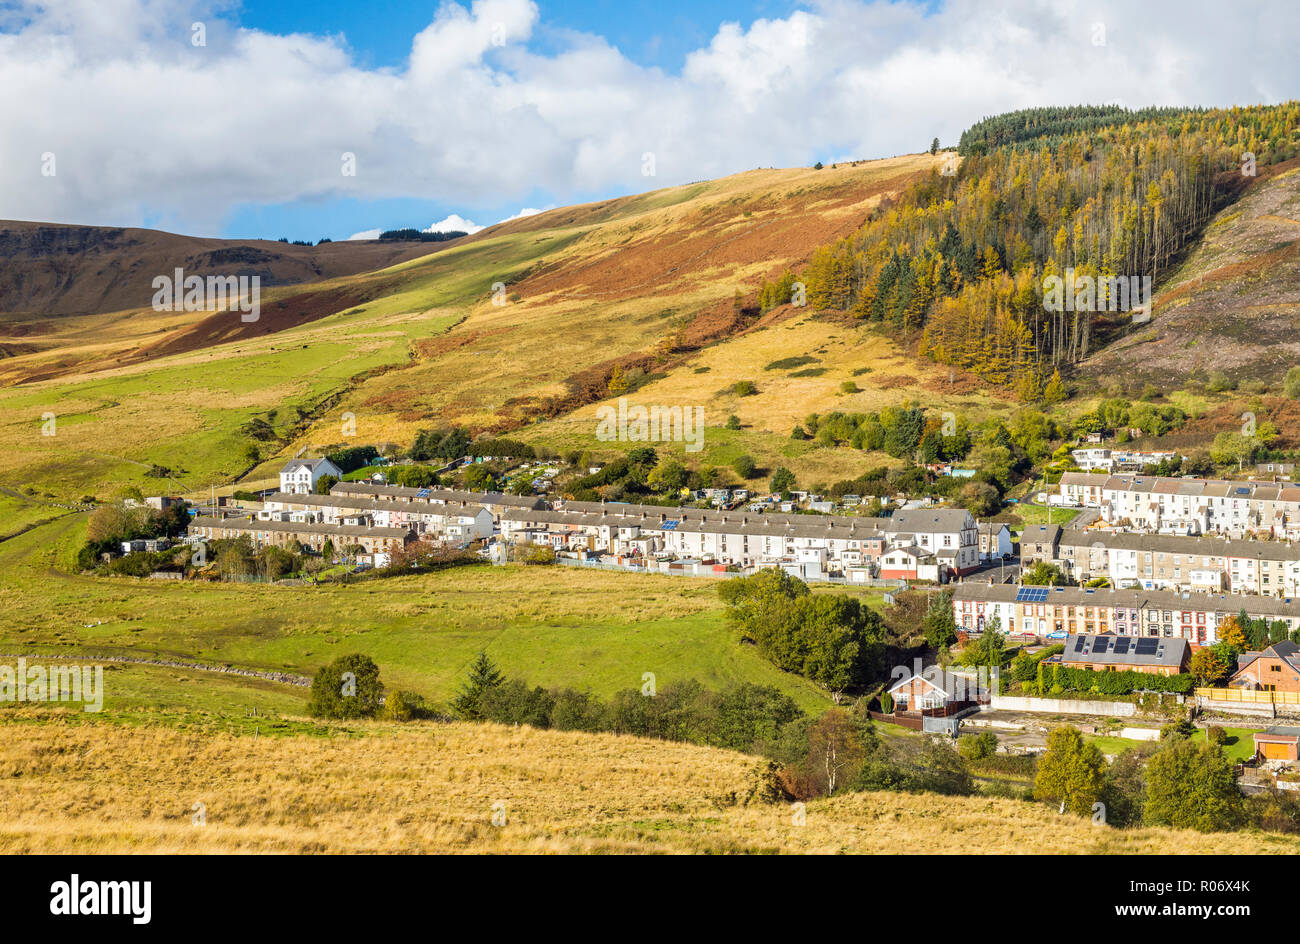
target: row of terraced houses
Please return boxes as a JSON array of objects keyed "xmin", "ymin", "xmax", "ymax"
[
  {"xmin": 1057, "ymin": 470, "xmax": 1300, "ymax": 538},
  {"xmin": 186, "ymin": 462, "xmax": 1001, "ymax": 579}
]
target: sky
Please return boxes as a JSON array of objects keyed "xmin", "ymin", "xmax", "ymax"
[{"xmin": 0, "ymin": 0, "xmax": 1293, "ymax": 241}]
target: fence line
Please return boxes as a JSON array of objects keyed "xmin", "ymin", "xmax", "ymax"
[{"xmin": 1197, "ymin": 687, "xmax": 1300, "ymax": 706}]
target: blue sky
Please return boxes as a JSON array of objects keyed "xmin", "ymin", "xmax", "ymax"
[
  {"xmin": 4, "ymin": 0, "xmax": 1294, "ymax": 241},
  {"xmin": 238, "ymin": 0, "xmax": 803, "ymax": 73}
]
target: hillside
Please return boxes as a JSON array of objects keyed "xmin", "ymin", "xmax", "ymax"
[
  {"xmin": 1079, "ymin": 160, "xmax": 1300, "ymax": 386},
  {"xmin": 1, "ymin": 716, "xmax": 1295, "ymax": 854},
  {"xmin": 0, "ymin": 221, "xmax": 442, "ymax": 321},
  {"xmin": 0, "ymin": 155, "xmax": 948, "ymax": 498}
]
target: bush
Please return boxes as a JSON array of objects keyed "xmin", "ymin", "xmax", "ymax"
[
  {"xmin": 308, "ymin": 653, "xmax": 384, "ymax": 719},
  {"xmin": 733, "ymin": 380, "xmax": 757, "ymax": 396},
  {"xmin": 1285, "ymin": 366, "xmax": 1300, "ymax": 400},
  {"xmin": 958, "ymin": 731, "xmax": 998, "ymax": 761},
  {"xmin": 732, "ymin": 454, "xmax": 757, "ymax": 478},
  {"xmin": 385, "ymin": 689, "xmax": 439, "ymax": 721},
  {"xmin": 512, "ymin": 543, "xmax": 557, "ymax": 565}
]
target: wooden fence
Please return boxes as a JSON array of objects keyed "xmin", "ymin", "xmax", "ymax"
[{"xmin": 1197, "ymin": 687, "xmax": 1300, "ymax": 706}]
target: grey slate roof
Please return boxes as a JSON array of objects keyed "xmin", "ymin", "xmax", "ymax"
[
  {"xmin": 331, "ymin": 482, "xmax": 546, "ymax": 509},
  {"xmin": 1062, "ymin": 633, "xmax": 1188, "ymax": 669}
]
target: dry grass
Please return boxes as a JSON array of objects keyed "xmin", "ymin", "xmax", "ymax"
[{"xmin": 2, "ymin": 716, "xmax": 1296, "ymax": 854}]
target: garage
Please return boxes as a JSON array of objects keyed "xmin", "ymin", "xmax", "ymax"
[{"xmin": 1254, "ymin": 726, "xmax": 1300, "ymax": 762}]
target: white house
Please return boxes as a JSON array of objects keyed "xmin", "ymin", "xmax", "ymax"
[{"xmin": 279, "ymin": 457, "xmax": 342, "ymax": 495}]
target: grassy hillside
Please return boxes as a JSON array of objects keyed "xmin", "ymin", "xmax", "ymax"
[
  {"xmin": 0, "ymin": 156, "xmax": 941, "ymax": 499},
  {"xmin": 0, "ymin": 514, "xmax": 843, "ymax": 712},
  {"xmin": 2, "ymin": 715, "xmax": 1295, "ymax": 854}
]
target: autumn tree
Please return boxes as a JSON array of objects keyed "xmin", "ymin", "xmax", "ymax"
[
  {"xmin": 1034, "ymin": 725, "xmax": 1108, "ymax": 816},
  {"xmin": 1190, "ymin": 648, "xmax": 1228, "ymax": 686}
]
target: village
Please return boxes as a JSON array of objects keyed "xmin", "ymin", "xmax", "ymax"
[{"xmin": 92, "ymin": 446, "xmax": 1300, "ymax": 799}]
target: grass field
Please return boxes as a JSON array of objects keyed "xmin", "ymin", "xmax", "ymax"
[
  {"xmin": 2, "ymin": 715, "xmax": 1296, "ymax": 854},
  {"xmin": 0, "ymin": 514, "xmax": 838, "ymax": 713}
]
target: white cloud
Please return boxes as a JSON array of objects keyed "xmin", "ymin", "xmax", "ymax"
[
  {"xmin": 3, "ymin": 0, "xmax": 1298, "ymax": 232},
  {"xmin": 425, "ymin": 214, "xmax": 483, "ymax": 234},
  {"xmin": 496, "ymin": 206, "xmax": 549, "ymax": 224},
  {"xmin": 347, "ymin": 228, "xmax": 382, "ymax": 241}
]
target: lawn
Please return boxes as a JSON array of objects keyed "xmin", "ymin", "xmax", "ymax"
[
  {"xmin": 1085, "ymin": 734, "xmax": 1146, "ymax": 756},
  {"xmin": 1195, "ymin": 726, "xmax": 1262, "ymax": 763},
  {"xmin": 1007, "ymin": 503, "xmax": 1082, "ymax": 528}
]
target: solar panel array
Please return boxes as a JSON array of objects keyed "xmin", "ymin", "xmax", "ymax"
[
  {"xmin": 415, "ymin": 488, "xmax": 431, "ymax": 498},
  {"xmin": 1016, "ymin": 587, "xmax": 1049, "ymax": 603},
  {"xmin": 1135, "ymin": 638, "xmax": 1159, "ymax": 655},
  {"xmin": 1113, "ymin": 638, "xmax": 1131, "ymax": 655},
  {"xmin": 1073, "ymin": 637, "xmax": 1086, "ymax": 652}
]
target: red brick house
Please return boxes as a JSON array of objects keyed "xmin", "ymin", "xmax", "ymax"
[{"xmin": 1230, "ymin": 642, "xmax": 1300, "ymax": 693}]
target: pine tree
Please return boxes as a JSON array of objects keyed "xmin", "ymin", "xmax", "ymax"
[{"xmin": 452, "ymin": 652, "xmax": 506, "ymax": 720}]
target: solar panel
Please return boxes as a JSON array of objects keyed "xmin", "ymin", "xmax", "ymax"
[
  {"xmin": 1135, "ymin": 639, "xmax": 1159, "ymax": 655},
  {"xmin": 1074, "ymin": 637, "xmax": 1086, "ymax": 652},
  {"xmin": 415, "ymin": 488, "xmax": 431, "ymax": 498},
  {"xmin": 1113, "ymin": 638, "xmax": 1131, "ymax": 655},
  {"xmin": 1016, "ymin": 587, "xmax": 1048, "ymax": 603},
  {"xmin": 661, "ymin": 520, "xmax": 679, "ymax": 530}
]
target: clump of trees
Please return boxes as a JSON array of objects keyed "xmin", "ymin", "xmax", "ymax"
[
  {"xmin": 719, "ymin": 569, "xmax": 885, "ymax": 698},
  {"xmin": 1033, "ymin": 721, "xmax": 1247, "ymax": 832},
  {"xmin": 78, "ymin": 499, "xmax": 192, "ymax": 571}
]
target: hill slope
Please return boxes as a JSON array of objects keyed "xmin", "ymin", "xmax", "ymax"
[
  {"xmin": 1079, "ymin": 160, "xmax": 1300, "ymax": 386},
  {"xmin": 0, "ymin": 221, "xmax": 444, "ymax": 320},
  {"xmin": 0, "ymin": 155, "xmax": 948, "ymax": 497},
  {"xmin": 2, "ymin": 717, "xmax": 1295, "ymax": 854}
]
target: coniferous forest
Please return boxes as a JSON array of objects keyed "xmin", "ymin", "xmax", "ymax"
[{"xmin": 780, "ymin": 103, "xmax": 1300, "ymax": 398}]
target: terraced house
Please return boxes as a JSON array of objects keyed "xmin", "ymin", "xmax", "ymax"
[
  {"xmin": 1024, "ymin": 527, "xmax": 1300, "ymax": 598},
  {"xmin": 188, "ymin": 516, "xmax": 415, "ymax": 559},
  {"xmin": 500, "ymin": 501, "xmax": 979, "ymax": 579},
  {"xmin": 952, "ymin": 583, "xmax": 1300, "ymax": 646},
  {"xmin": 1057, "ymin": 472, "xmax": 1300, "ymax": 538},
  {"xmin": 259, "ymin": 492, "xmax": 494, "ymax": 543},
  {"xmin": 330, "ymin": 482, "xmax": 547, "ymax": 518}
]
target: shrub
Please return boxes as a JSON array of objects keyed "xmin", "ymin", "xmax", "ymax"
[
  {"xmin": 733, "ymin": 380, "xmax": 757, "ymax": 397},
  {"xmin": 308, "ymin": 654, "xmax": 384, "ymax": 719},
  {"xmin": 385, "ymin": 689, "xmax": 439, "ymax": 721},
  {"xmin": 958, "ymin": 731, "xmax": 998, "ymax": 761}
]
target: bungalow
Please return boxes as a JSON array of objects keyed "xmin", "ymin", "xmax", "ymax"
[
  {"xmin": 1230, "ymin": 641, "xmax": 1300, "ymax": 693},
  {"xmin": 888, "ymin": 666, "xmax": 985, "ymax": 711}
]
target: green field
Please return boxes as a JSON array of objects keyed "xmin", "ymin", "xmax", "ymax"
[{"xmin": 0, "ymin": 514, "xmax": 837, "ymax": 715}]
